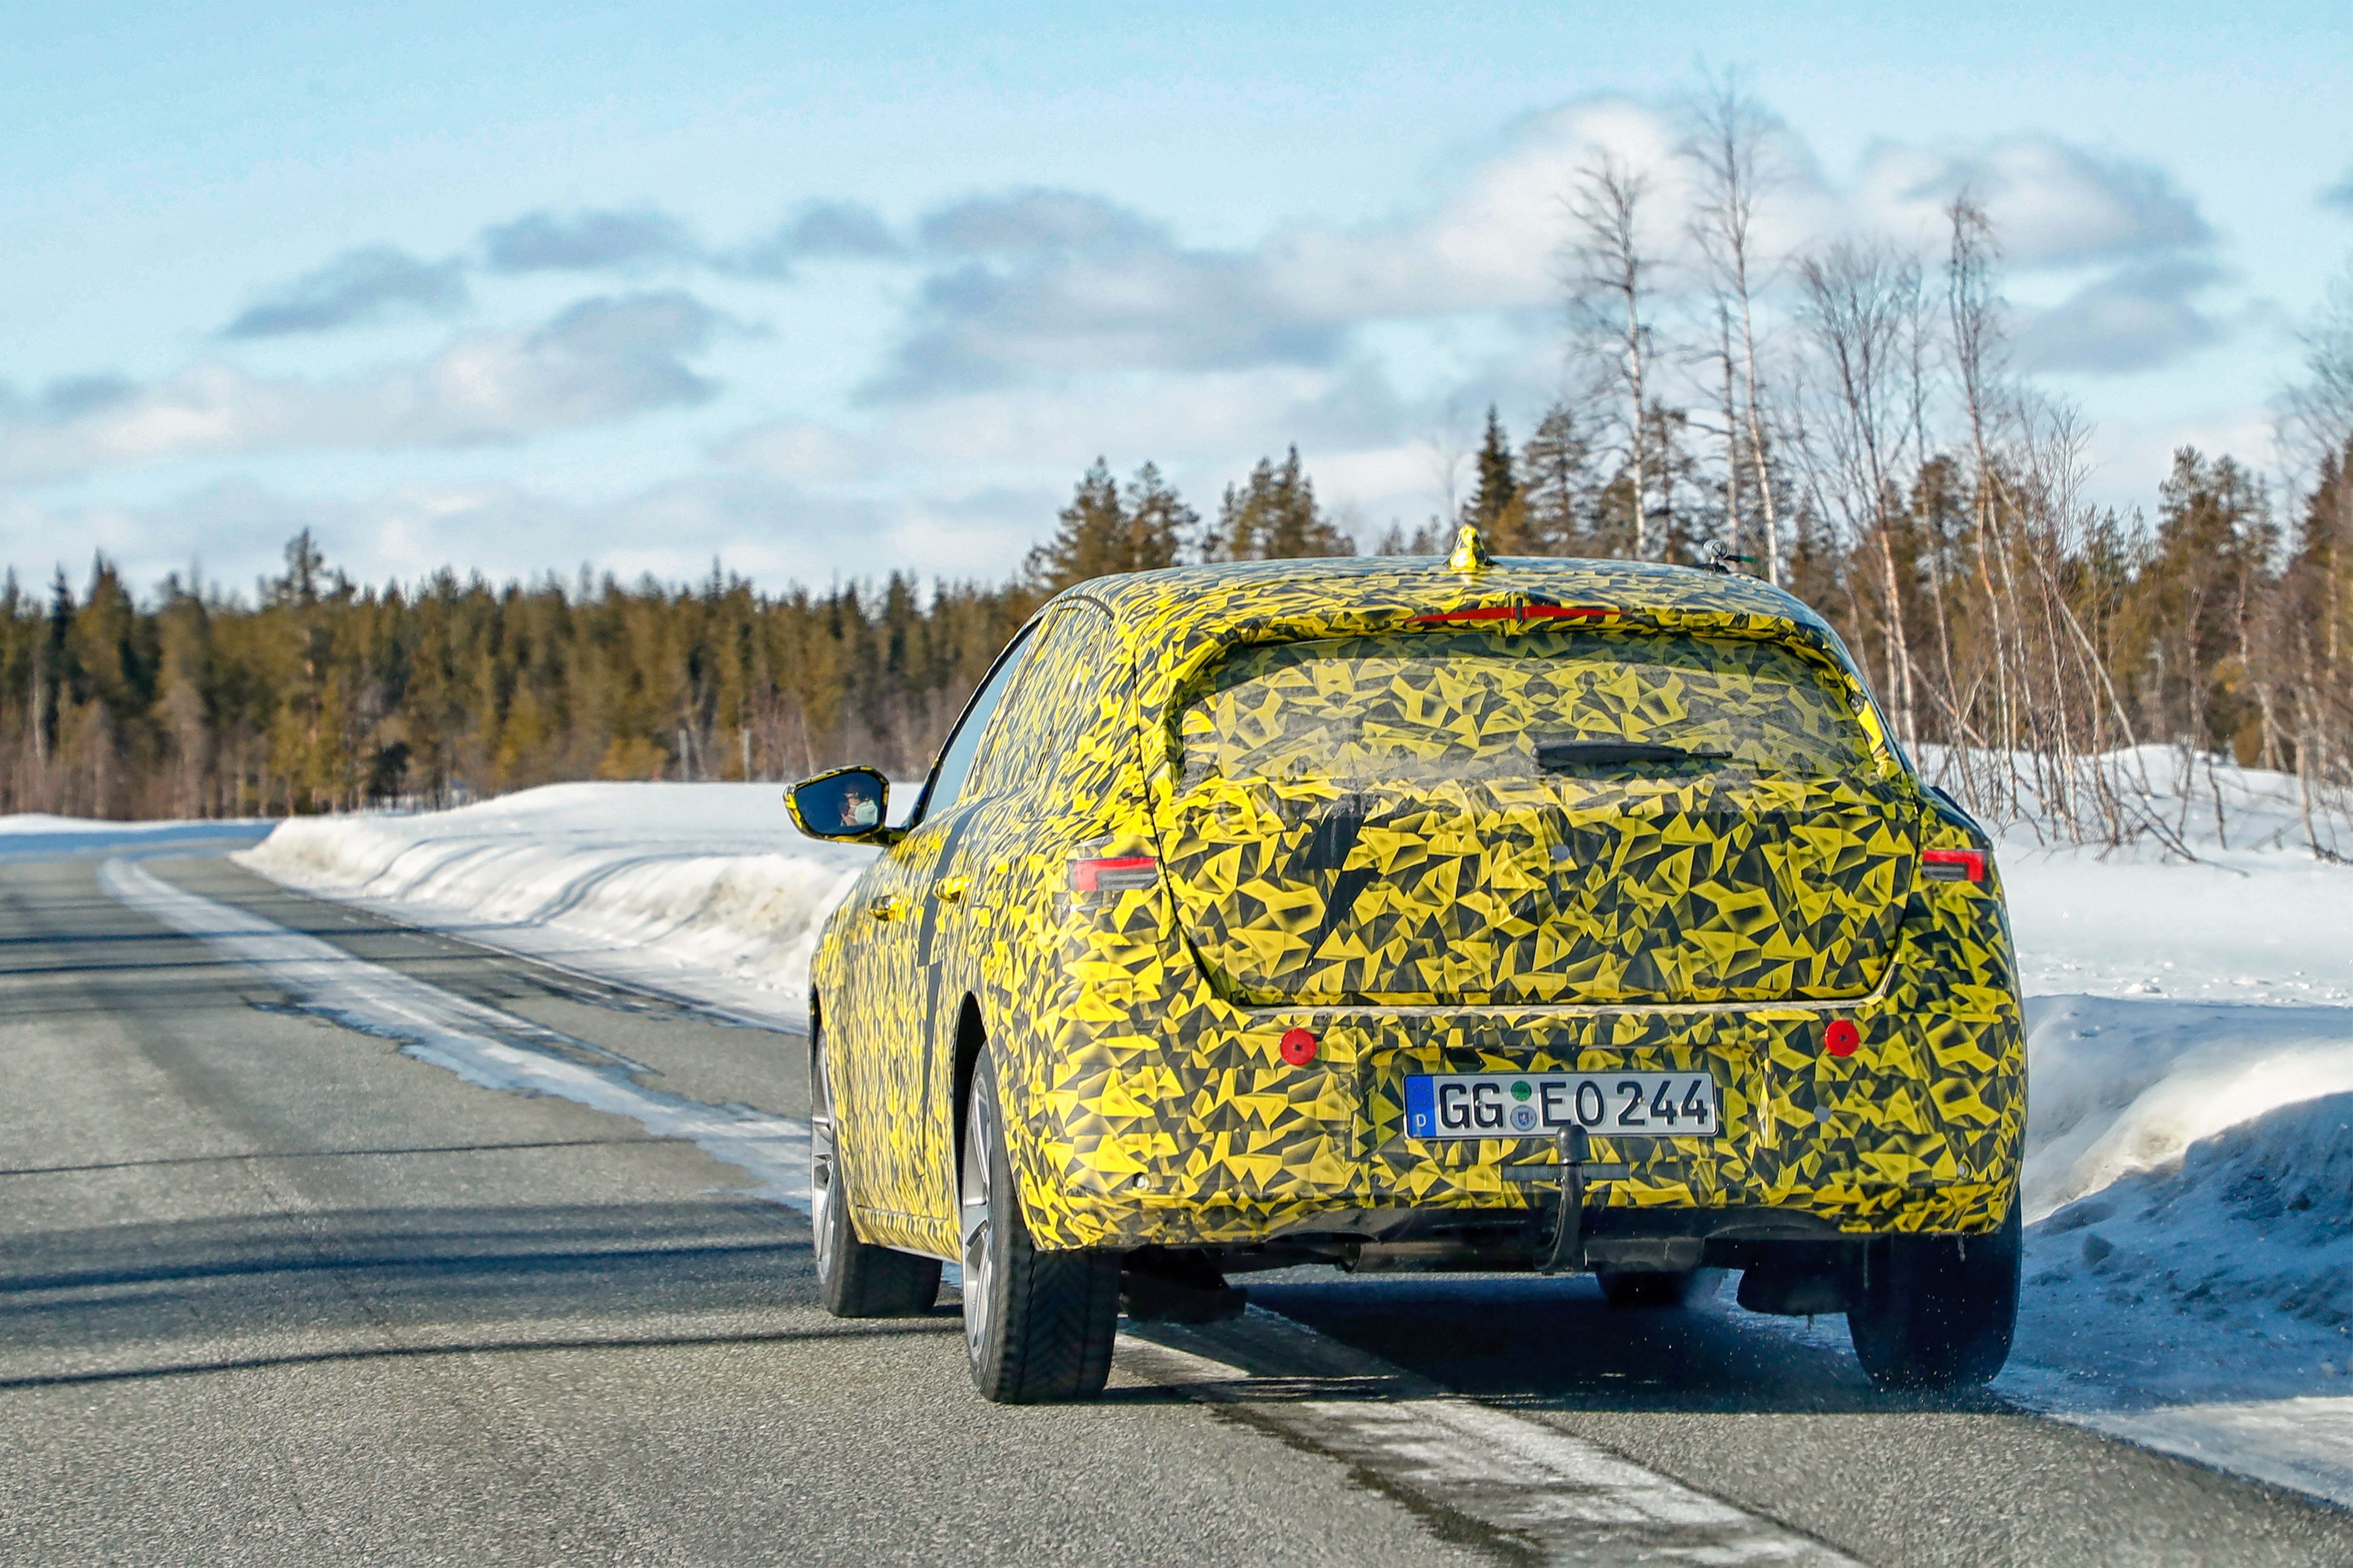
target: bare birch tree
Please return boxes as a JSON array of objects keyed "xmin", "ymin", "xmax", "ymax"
[
  {"xmin": 1564, "ymin": 153, "xmax": 1660, "ymax": 559},
  {"xmin": 2281, "ymin": 265, "xmax": 2353, "ymax": 477},
  {"xmin": 1684, "ymin": 74, "xmax": 1786, "ymax": 584},
  {"xmin": 1797, "ymin": 240, "xmax": 1924, "ymax": 746}
]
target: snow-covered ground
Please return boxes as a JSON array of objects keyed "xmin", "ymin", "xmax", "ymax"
[
  {"xmin": 1959, "ymin": 758, "xmax": 2353, "ymax": 1502},
  {"xmin": 240, "ymin": 782, "xmax": 886, "ymax": 1028},
  {"xmin": 129, "ymin": 758, "xmax": 2353, "ymax": 1506}
]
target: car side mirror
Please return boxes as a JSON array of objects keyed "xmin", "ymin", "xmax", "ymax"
[{"xmin": 785, "ymin": 766, "xmax": 899, "ymax": 845}]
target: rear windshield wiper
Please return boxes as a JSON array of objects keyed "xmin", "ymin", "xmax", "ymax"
[{"xmin": 1536, "ymin": 739, "xmax": 1734, "ymax": 771}]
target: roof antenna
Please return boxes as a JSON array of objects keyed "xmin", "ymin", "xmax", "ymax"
[
  {"xmin": 1447, "ymin": 524, "xmax": 1492, "ymax": 575},
  {"xmin": 1701, "ymin": 541, "xmax": 1756, "ymax": 576}
]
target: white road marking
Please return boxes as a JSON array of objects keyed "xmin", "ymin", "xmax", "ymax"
[
  {"xmin": 100, "ymin": 856, "xmax": 813, "ymax": 1211},
  {"xmin": 1123, "ymin": 1311, "xmax": 1860, "ymax": 1566},
  {"xmin": 110, "ymin": 855, "xmax": 1857, "ymax": 1563}
]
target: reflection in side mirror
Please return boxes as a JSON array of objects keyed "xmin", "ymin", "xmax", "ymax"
[{"xmin": 785, "ymin": 766, "xmax": 894, "ymax": 843}]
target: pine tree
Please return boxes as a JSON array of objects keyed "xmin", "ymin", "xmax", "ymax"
[
  {"xmin": 1521, "ymin": 403, "xmax": 1598, "ymax": 555},
  {"xmin": 1462, "ymin": 407, "xmax": 1530, "ymax": 550},
  {"xmin": 1026, "ymin": 459, "xmax": 1124, "ymax": 591},
  {"xmin": 1120, "ymin": 462, "xmax": 1195, "ymax": 574},
  {"xmin": 1212, "ymin": 447, "xmax": 1353, "ymax": 560},
  {"xmin": 1027, "ymin": 459, "xmax": 1195, "ymax": 590},
  {"xmin": 2126, "ymin": 449, "xmax": 2276, "ymax": 763},
  {"xmin": 1374, "ymin": 520, "xmax": 1449, "ymax": 555}
]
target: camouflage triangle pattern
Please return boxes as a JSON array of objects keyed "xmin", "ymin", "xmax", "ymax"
[{"xmin": 806, "ymin": 556, "xmax": 2022, "ymax": 1263}]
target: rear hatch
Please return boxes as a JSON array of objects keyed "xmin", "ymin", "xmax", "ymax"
[{"xmin": 1153, "ymin": 625, "xmax": 1917, "ymax": 1007}]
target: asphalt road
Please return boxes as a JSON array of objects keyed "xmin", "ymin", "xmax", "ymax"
[{"xmin": 4, "ymin": 843, "xmax": 2350, "ymax": 1566}]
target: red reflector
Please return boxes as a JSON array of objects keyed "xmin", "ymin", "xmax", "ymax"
[
  {"xmin": 1922, "ymin": 849, "xmax": 1987, "ymax": 884},
  {"xmin": 1279, "ymin": 1028, "xmax": 1319, "ymax": 1066},
  {"xmin": 1070, "ymin": 855, "xmax": 1157, "ymax": 893},
  {"xmin": 1824, "ymin": 1020, "xmax": 1860, "ymax": 1058}
]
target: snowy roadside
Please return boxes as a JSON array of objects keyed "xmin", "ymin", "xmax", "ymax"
[
  {"xmin": 217, "ymin": 765, "xmax": 2353, "ymax": 1506},
  {"xmin": 1930, "ymin": 757, "xmax": 2353, "ymax": 1505},
  {"xmin": 238, "ymin": 782, "xmax": 881, "ymax": 1031}
]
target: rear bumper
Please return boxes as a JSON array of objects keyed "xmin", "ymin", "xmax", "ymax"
[
  {"xmin": 1007, "ymin": 987, "xmax": 2023, "ymax": 1251},
  {"xmin": 1030, "ymin": 1159, "xmax": 2018, "ymax": 1251},
  {"xmin": 1007, "ymin": 861, "xmax": 2022, "ymax": 1252}
]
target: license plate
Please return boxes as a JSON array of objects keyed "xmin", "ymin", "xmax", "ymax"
[{"xmin": 1403, "ymin": 1071, "xmax": 1720, "ymax": 1141}]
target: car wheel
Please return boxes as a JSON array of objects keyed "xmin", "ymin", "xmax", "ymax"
[
  {"xmin": 1596, "ymin": 1267, "xmax": 1721, "ymax": 1308},
  {"xmin": 960, "ymin": 1048, "xmax": 1120, "ymax": 1403},
  {"xmin": 811, "ymin": 1027, "xmax": 940, "ymax": 1318},
  {"xmin": 1847, "ymin": 1202, "xmax": 2020, "ymax": 1390}
]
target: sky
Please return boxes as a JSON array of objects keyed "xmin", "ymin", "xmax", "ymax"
[{"xmin": 3, "ymin": 1, "xmax": 2348, "ymax": 601}]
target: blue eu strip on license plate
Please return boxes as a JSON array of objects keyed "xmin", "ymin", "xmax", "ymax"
[{"xmin": 1403, "ymin": 1071, "xmax": 1719, "ymax": 1141}]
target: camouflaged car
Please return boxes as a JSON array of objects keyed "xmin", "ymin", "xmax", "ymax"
[{"xmin": 788, "ymin": 527, "xmax": 2024, "ymax": 1403}]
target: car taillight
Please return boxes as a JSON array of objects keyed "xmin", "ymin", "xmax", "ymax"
[
  {"xmin": 1824, "ymin": 1019, "xmax": 1860, "ymax": 1057},
  {"xmin": 1922, "ymin": 849, "xmax": 1987, "ymax": 883},
  {"xmin": 1071, "ymin": 855, "xmax": 1158, "ymax": 893}
]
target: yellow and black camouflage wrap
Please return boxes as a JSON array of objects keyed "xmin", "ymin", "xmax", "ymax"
[{"xmin": 803, "ymin": 538, "xmax": 2023, "ymax": 1264}]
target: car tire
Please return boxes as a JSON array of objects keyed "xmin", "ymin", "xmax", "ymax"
[
  {"xmin": 811, "ymin": 1027, "xmax": 941, "ymax": 1318},
  {"xmin": 1847, "ymin": 1201, "xmax": 2020, "ymax": 1390},
  {"xmin": 1597, "ymin": 1267, "xmax": 1721, "ymax": 1308},
  {"xmin": 960, "ymin": 1048, "xmax": 1120, "ymax": 1403}
]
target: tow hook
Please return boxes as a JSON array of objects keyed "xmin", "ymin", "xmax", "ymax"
[
  {"xmin": 1498, "ymin": 1126, "xmax": 1629, "ymax": 1275},
  {"xmin": 1543, "ymin": 1126, "xmax": 1588, "ymax": 1275}
]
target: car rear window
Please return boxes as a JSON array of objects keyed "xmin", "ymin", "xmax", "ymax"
[{"xmin": 1176, "ymin": 629, "xmax": 1876, "ymax": 787}]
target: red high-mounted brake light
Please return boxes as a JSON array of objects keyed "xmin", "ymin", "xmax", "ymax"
[
  {"xmin": 1922, "ymin": 849, "xmax": 1987, "ymax": 884},
  {"xmin": 1411, "ymin": 605, "xmax": 1612, "ymax": 625},
  {"xmin": 1071, "ymin": 855, "xmax": 1158, "ymax": 893}
]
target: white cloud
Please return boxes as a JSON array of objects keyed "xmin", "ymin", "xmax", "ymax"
[
  {"xmin": 2016, "ymin": 258, "xmax": 2231, "ymax": 375},
  {"xmin": 224, "ymin": 246, "xmax": 470, "ymax": 338},
  {"xmin": 726, "ymin": 200, "xmax": 903, "ymax": 278},
  {"xmin": 480, "ymin": 209, "xmax": 702, "ymax": 274},
  {"xmin": 0, "ymin": 294, "xmax": 727, "ymax": 483},
  {"xmin": 727, "ymin": 362, "xmax": 1406, "ymax": 486},
  {"xmin": 712, "ymin": 418, "xmax": 869, "ymax": 483},
  {"xmin": 1263, "ymin": 98, "xmax": 1697, "ymax": 321},
  {"xmin": 1845, "ymin": 136, "xmax": 2211, "ymax": 267},
  {"xmin": 864, "ymin": 98, "xmax": 2228, "ymax": 399},
  {"xmin": 2081, "ymin": 402, "xmax": 2282, "ymax": 518}
]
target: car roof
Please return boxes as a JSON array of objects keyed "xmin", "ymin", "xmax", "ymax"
[
  {"xmin": 1069, "ymin": 553, "xmax": 1823, "ymax": 631},
  {"xmin": 1041, "ymin": 551, "xmax": 1854, "ymax": 719}
]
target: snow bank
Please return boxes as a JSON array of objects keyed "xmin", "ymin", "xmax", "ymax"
[
  {"xmin": 2023, "ymin": 996, "xmax": 2353, "ymax": 1220},
  {"xmin": 1990, "ymin": 757, "xmax": 2353, "ymax": 1220},
  {"xmin": 2020, "ymin": 1092, "xmax": 2353, "ymax": 1404},
  {"xmin": 240, "ymin": 783, "xmax": 881, "ymax": 1022},
  {"xmin": 1952, "ymin": 756, "xmax": 2353, "ymax": 1491}
]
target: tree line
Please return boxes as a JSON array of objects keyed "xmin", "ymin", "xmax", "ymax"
[{"xmin": 5, "ymin": 74, "xmax": 2350, "ymax": 852}]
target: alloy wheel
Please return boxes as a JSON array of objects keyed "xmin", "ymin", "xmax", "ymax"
[
  {"xmin": 960, "ymin": 1089, "xmax": 997, "ymax": 1359},
  {"xmin": 811, "ymin": 1046, "xmax": 839, "ymax": 1280}
]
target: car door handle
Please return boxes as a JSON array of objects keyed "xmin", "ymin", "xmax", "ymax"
[
  {"xmin": 867, "ymin": 894, "xmax": 905, "ymax": 922},
  {"xmin": 935, "ymin": 877, "xmax": 969, "ymax": 904}
]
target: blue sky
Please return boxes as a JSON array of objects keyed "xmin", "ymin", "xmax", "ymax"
[{"xmin": 4, "ymin": 1, "xmax": 2348, "ymax": 596}]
